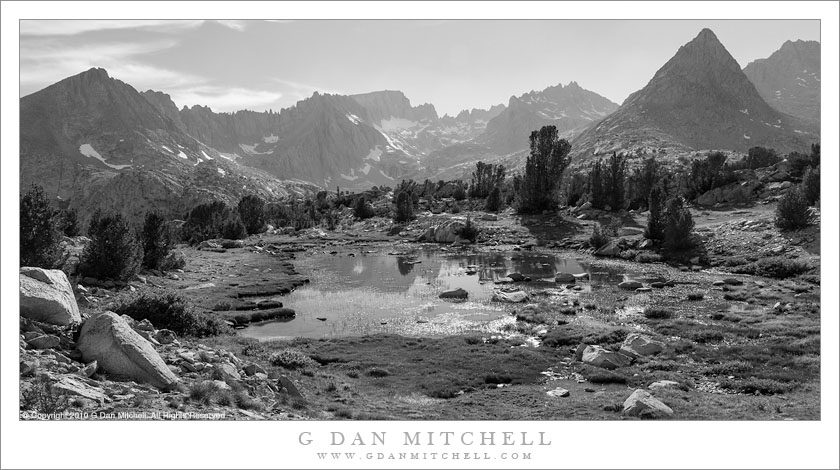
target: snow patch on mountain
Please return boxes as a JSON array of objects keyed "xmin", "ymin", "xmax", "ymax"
[{"xmin": 79, "ymin": 144, "xmax": 132, "ymax": 170}]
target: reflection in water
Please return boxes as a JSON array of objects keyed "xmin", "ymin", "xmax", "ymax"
[
  {"xmin": 396, "ymin": 256, "xmax": 416, "ymax": 276},
  {"xmin": 240, "ymin": 250, "xmax": 596, "ymax": 340}
]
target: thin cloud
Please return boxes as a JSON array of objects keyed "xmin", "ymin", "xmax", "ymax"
[
  {"xmin": 20, "ymin": 20, "xmax": 204, "ymax": 36},
  {"xmin": 168, "ymin": 86, "xmax": 283, "ymax": 112}
]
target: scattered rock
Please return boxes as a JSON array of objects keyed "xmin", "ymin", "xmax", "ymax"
[
  {"xmin": 547, "ymin": 387, "xmax": 570, "ymax": 398},
  {"xmin": 594, "ymin": 240, "xmax": 622, "ymax": 257},
  {"xmin": 618, "ymin": 280, "xmax": 643, "ymax": 290},
  {"xmin": 243, "ymin": 363, "xmax": 267, "ymax": 376},
  {"xmin": 581, "ymin": 345, "xmax": 632, "ymax": 370},
  {"xmin": 27, "ymin": 334, "xmax": 61, "ymax": 350},
  {"xmin": 555, "ymin": 272, "xmax": 576, "ymax": 283},
  {"xmin": 52, "ymin": 375, "xmax": 109, "ymax": 403},
  {"xmin": 154, "ymin": 329, "xmax": 177, "ymax": 345},
  {"xmin": 648, "ymin": 380, "xmax": 680, "ymax": 390},
  {"xmin": 491, "ymin": 290, "xmax": 529, "ymax": 303},
  {"xmin": 212, "ymin": 363, "xmax": 242, "ymax": 384},
  {"xmin": 77, "ymin": 311, "xmax": 180, "ymax": 389},
  {"xmin": 622, "ymin": 389, "xmax": 673, "ymax": 419},
  {"xmin": 439, "ymin": 288, "xmax": 468, "ymax": 300},
  {"xmin": 77, "ymin": 361, "xmax": 98, "ymax": 378},
  {"xmin": 421, "ymin": 219, "xmax": 469, "ymax": 243},
  {"xmin": 507, "ymin": 272, "xmax": 531, "ymax": 282},
  {"xmin": 619, "ymin": 333, "xmax": 665, "ymax": 357},
  {"xmin": 19, "ymin": 267, "xmax": 81, "ymax": 325}
]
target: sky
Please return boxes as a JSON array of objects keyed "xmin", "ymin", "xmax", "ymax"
[{"xmin": 19, "ymin": 19, "xmax": 820, "ymax": 116}]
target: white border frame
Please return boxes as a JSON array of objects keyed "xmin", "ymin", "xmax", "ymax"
[{"xmin": 2, "ymin": 2, "xmax": 838, "ymax": 469}]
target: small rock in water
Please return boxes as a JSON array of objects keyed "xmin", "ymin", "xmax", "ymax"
[
  {"xmin": 555, "ymin": 272, "xmax": 576, "ymax": 283},
  {"xmin": 439, "ymin": 288, "xmax": 469, "ymax": 300},
  {"xmin": 618, "ymin": 280, "xmax": 643, "ymax": 290}
]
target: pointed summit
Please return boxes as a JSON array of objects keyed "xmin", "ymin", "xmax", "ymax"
[{"xmin": 573, "ymin": 29, "xmax": 817, "ymax": 157}]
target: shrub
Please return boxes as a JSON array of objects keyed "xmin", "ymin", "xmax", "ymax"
[
  {"xmin": 735, "ymin": 257, "xmax": 812, "ymax": 279},
  {"xmin": 485, "ymin": 186, "xmax": 502, "ymax": 212},
  {"xmin": 237, "ymin": 195, "xmax": 266, "ymax": 235},
  {"xmin": 268, "ymin": 349, "xmax": 318, "ymax": 370},
  {"xmin": 585, "ymin": 370, "xmax": 628, "ymax": 384},
  {"xmin": 518, "ymin": 125, "xmax": 572, "ymax": 213},
  {"xmin": 452, "ymin": 183, "xmax": 467, "ymax": 201},
  {"xmin": 353, "ymin": 197, "xmax": 375, "ymax": 219},
  {"xmin": 719, "ymin": 377, "xmax": 792, "ymax": 395},
  {"xmin": 393, "ymin": 190, "xmax": 414, "ymax": 223},
  {"xmin": 775, "ymin": 186, "xmax": 811, "ymax": 230},
  {"xmin": 605, "ymin": 152, "xmax": 627, "ymax": 210},
  {"xmin": 644, "ymin": 308, "xmax": 673, "ymax": 319},
  {"xmin": 801, "ymin": 166, "xmax": 820, "ymax": 205},
  {"xmin": 56, "ymin": 208, "xmax": 80, "ymax": 237},
  {"xmin": 589, "ymin": 159, "xmax": 606, "ymax": 210},
  {"xmin": 140, "ymin": 211, "xmax": 173, "ymax": 270},
  {"xmin": 113, "ymin": 291, "xmax": 231, "ymax": 337},
  {"xmin": 645, "ymin": 184, "xmax": 667, "ymax": 241},
  {"xmin": 20, "ymin": 376, "xmax": 69, "ymax": 414},
  {"xmin": 589, "ymin": 223, "xmax": 611, "ymax": 249},
  {"xmin": 787, "ymin": 144, "xmax": 820, "ymax": 177},
  {"xmin": 636, "ymin": 253, "xmax": 662, "ymax": 263},
  {"xmin": 468, "ymin": 162, "xmax": 505, "ymax": 199},
  {"xmin": 20, "ymin": 184, "xmax": 61, "ymax": 268},
  {"xmin": 220, "ymin": 215, "xmax": 247, "ymax": 240},
  {"xmin": 687, "ymin": 293, "xmax": 704, "ymax": 301},
  {"xmin": 79, "ymin": 210, "xmax": 141, "ymax": 281},
  {"xmin": 182, "ymin": 201, "xmax": 246, "ymax": 244},
  {"xmin": 687, "ymin": 151, "xmax": 736, "ymax": 198},
  {"xmin": 663, "ymin": 197, "xmax": 695, "ymax": 251},
  {"xmin": 457, "ymin": 216, "xmax": 479, "ymax": 242},
  {"xmin": 744, "ymin": 146, "xmax": 782, "ymax": 169}
]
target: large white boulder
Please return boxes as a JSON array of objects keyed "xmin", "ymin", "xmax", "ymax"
[
  {"xmin": 581, "ymin": 345, "xmax": 632, "ymax": 370},
  {"xmin": 623, "ymin": 389, "xmax": 673, "ymax": 418},
  {"xmin": 19, "ymin": 267, "xmax": 81, "ymax": 325},
  {"xmin": 77, "ymin": 311, "xmax": 179, "ymax": 389}
]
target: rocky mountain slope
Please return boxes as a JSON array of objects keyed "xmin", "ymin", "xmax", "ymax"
[
  {"xmin": 20, "ymin": 68, "xmax": 311, "ymax": 225},
  {"xmin": 572, "ymin": 29, "xmax": 818, "ymax": 160},
  {"xmin": 480, "ymin": 82, "xmax": 619, "ymax": 154},
  {"xmin": 743, "ymin": 40, "xmax": 820, "ymax": 124}
]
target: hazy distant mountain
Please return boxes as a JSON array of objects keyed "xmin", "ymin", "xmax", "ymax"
[
  {"xmin": 20, "ymin": 68, "xmax": 310, "ymax": 224},
  {"xmin": 743, "ymin": 40, "xmax": 820, "ymax": 124},
  {"xmin": 572, "ymin": 29, "xmax": 818, "ymax": 159},
  {"xmin": 349, "ymin": 90, "xmax": 505, "ymax": 158},
  {"xmin": 480, "ymin": 82, "xmax": 619, "ymax": 154}
]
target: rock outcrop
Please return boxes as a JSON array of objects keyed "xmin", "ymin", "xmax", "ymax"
[
  {"xmin": 77, "ymin": 312, "xmax": 180, "ymax": 389},
  {"xmin": 19, "ymin": 267, "xmax": 81, "ymax": 325}
]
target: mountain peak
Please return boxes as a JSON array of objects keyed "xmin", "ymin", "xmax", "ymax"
[
  {"xmin": 694, "ymin": 28, "xmax": 718, "ymax": 42},
  {"xmin": 80, "ymin": 67, "xmax": 110, "ymax": 79}
]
